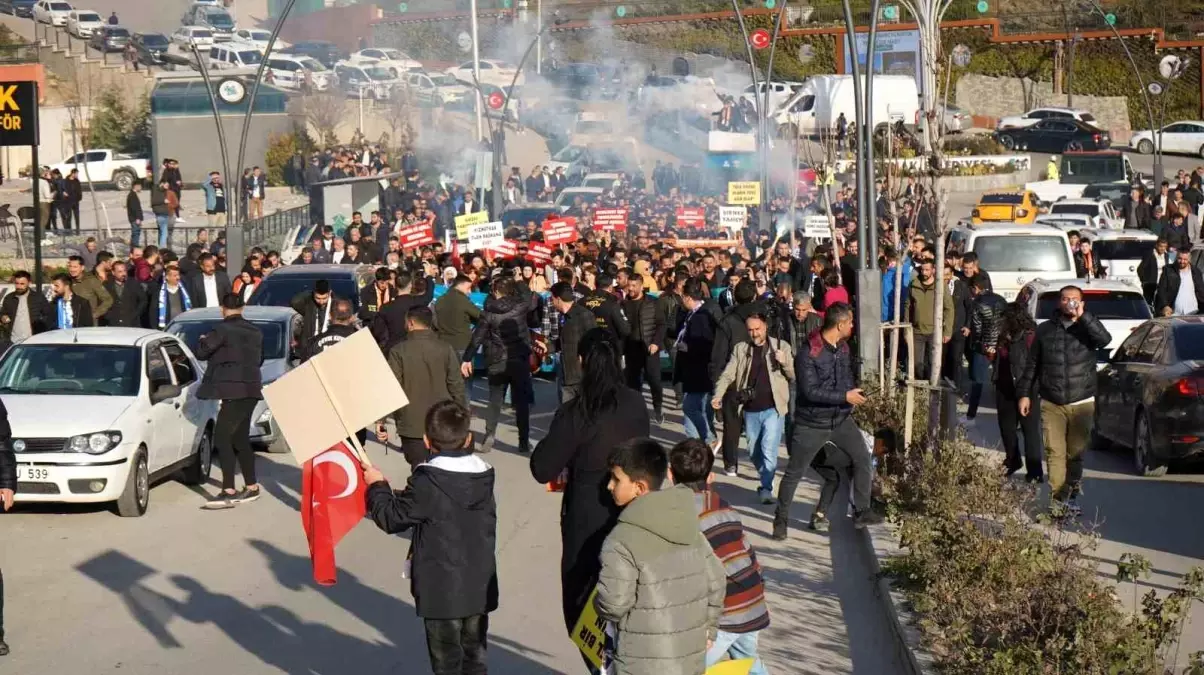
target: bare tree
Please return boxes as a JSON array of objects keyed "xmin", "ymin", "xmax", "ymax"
[
  {"xmin": 60, "ymin": 58, "xmax": 113, "ymax": 242},
  {"xmin": 293, "ymin": 92, "xmax": 345, "ymax": 149},
  {"xmin": 380, "ymin": 81, "xmax": 418, "ymax": 158}
]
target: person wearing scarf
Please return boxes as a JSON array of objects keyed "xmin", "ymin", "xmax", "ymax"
[
  {"xmin": 154, "ymin": 264, "xmax": 193, "ymax": 329},
  {"xmin": 47, "ymin": 273, "xmax": 94, "ymax": 329}
]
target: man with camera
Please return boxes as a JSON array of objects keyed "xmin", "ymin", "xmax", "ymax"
[{"xmin": 712, "ymin": 311, "xmax": 795, "ymax": 504}]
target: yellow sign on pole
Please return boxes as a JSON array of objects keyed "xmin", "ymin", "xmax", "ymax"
[
  {"xmin": 571, "ymin": 588, "xmax": 607, "ymax": 668},
  {"xmin": 727, "ymin": 181, "xmax": 761, "ymax": 205},
  {"xmin": 454, "ymin": 211, "xmax": 489, "ymax": 240}
]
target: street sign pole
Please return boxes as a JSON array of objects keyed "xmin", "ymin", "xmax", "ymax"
[{"xmin": 31, "ymin": 83, "xmax": 42, "ymax": 291}]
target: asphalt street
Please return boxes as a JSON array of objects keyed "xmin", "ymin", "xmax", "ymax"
[{"xmin": 1, "ymin": 380, "xmax": 906, "ymax": 674}]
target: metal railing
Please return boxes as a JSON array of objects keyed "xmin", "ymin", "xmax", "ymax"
[
  {"xmin": 0, "ymin": 224, "xmax": 217, "ymax": 260},
  {"xmin": 244, "ymin": 204, "xmax": 312, "ymax": 252},
  {"xmin": 0, "ymin": 42, "xmax": 39, "ymax": 65}
]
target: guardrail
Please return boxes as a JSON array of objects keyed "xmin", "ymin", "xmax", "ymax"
[
  {"xmin": 0, "ymin": 225, "xmax": 216, "ymax": 261},
  {"xmin": 832, "ymin": 154, "xmax": 1033, "ymax": 174},
  {"xmin": 0, "ymin": 42, "xmax": 40, "ymax": 65},
  {"xmin": 244, "ymin": 204, "xmax": 312, "ymax": 252}
]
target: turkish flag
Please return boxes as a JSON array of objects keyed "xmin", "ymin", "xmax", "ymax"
[{"xmin": 301, "ymin": 441, "xmax": 366, "ymax": 586}]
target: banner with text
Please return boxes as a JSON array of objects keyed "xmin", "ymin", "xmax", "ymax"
[
  {"xmin": 727, "ymin": 181, "xmax": 761, "ymax": 205},
  {"xmin": 719, "ymin": 206, "xmax": 747, "ymax": 231},
  {"xmin": 675, "ymin": 207, "xmax": 706, "ymax": 229},
  {"xmin": 397, "ymin": 222, "xmax": 436, "ymax": 249},
  {"xmin": 803, "ymin": 215, "xmax": 832, "ymax": 239},
  {"xmin": 527, "ymin": 241, "xmax": 554, "ymax": 263},
  {"xmin": 542, "ymin": 217, "xmax": 579, "ymax": 245},
  {"xmin": 467, "ymin": 221, "xmax": 505, "ymax": 252},
  {"xmin": 592, "ymin": 207, "xmax": 628, "ymax": 232},
  {"xmin": 454, "ymin": 211, "xmax": 489, "ymax": 240}
]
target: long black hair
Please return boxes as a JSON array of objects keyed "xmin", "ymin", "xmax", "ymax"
[
  {"xmin": 998, "ymin": 301, "xmax": 1037, "ymax": 343},
  {"xmin": 575, "ymin": 328, "xmax": 623, "ymax": 424}
]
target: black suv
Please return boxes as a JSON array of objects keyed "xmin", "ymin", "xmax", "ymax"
[
  {"xmin": 283, "ymin": 41, "xmax": 347, "ymax": 69},
  {"xmin": 249, "ymin": 263, "xmax": 377, "ymax": 313}
]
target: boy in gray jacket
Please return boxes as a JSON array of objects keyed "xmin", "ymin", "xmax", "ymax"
[{"xmin": 595, "ymin": 438, "xmax": 726, "ymax": 675}]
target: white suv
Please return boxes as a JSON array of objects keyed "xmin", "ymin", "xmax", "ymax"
[
  {"xmin": 1, "ymin": 329, "xmax": 218, "ymax": 517},
  {"xmin": 1048, "ymin": 197, "xmax": 1121, "ymax": 229}
]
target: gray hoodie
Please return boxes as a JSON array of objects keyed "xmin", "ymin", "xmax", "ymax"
[{"xmin": 595, "ymin": 484, "xmax": 726, "ymax": 675}]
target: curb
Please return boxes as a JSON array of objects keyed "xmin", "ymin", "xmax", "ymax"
[{"xmin": 857, "ymin": 520, "xmax": 938, "ymax": 675}]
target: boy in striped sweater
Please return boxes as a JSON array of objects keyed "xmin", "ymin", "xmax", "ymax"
[{"xmin": 669, "ymin": 438, "xmax": 771, "ymax": 674}]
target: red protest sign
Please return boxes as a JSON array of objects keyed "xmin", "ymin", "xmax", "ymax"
[
  {"xmin": 396, "ymin": 222, "xmax": 435, "ymax": 250},
  {"xmin": 527, "ymin": 241, "xmax": 554, "ymax": 263},
  {"xmin": 592, "ymin": 207, "xmax": 628, "ymax": 232},
  {"xmin": 486, "ymin": 239, "xmax": 518, "ymax": 258},
  {"xmin": 676, "ymin": 207, "xmax": 706, "ymax": 229},
  {"xmin": 542, "ymin": 217, "xmax": 579, "ymax": 246}
]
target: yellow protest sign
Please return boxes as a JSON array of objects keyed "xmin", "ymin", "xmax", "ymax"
[
  {"xmin": 571, "ymin": 588, "xmax": 607, "ymax": 668},
  {"xmin": 454, "ymin": 211, "xmax": 489, "ymax": 240},
  {"xmin": 707, "ymin": 659, "xmax": 756, "ymax": 675},
  {"xmin": 727, "ymin": 181, "xmax": 761, "ymax": 205}
]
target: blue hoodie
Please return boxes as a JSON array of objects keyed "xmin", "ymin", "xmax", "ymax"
[{"xmin": 881, "ymin": 260, "xmax": 912, "ymax": 322}]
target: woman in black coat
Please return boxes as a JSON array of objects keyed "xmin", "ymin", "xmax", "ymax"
[
  {"xmin": 530, "ymin": 329, "xmax": 650, "ymax": 637},
  {"xmin": 995, "ymin": 302, "xmax": 1043, "ymax": 482}
]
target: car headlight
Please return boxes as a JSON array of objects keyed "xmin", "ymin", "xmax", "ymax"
[
  {"xmin": 68, "ymin": 431, "xmax": 123, "ymax": 455},
  {"xmin": 256, "ymin": 409, "xmax": 273, "ymax": 425}
]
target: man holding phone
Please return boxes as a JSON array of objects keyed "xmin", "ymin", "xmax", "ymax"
[
  {"xmin": 772, "ymin": 302, "xmax": 881, "ymax": 539},
  {"xmin": 1016, "ymin": 285, "xmax": 1112, "ymax": 515}
]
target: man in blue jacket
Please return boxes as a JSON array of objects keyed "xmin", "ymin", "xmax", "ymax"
[
  {"xmin": 772, "ymin": 302, "xmax": 881, "ymax": 540},
  {"xmin": 880, "ymin": 245, "xmax": 911, "ymax": 323}
]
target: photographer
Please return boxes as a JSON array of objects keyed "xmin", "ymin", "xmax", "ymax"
[{"xmin": 712, "ymin": 312, "xmax": 795, "ymax": 504}]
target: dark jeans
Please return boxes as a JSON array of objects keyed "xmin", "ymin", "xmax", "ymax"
[
  {"xmin": 0, "ymin": 566, "xmax": 5, "ymax": 642},
  {"xmin": 215, "ymin": 398, "xmax": 259, "ymax": 491},
  {"xmin": 813, "ymin": 445, "xmax": 853, "ymax": 516},
  {"xmin": 128, "ymin": 219, "xmax": 142, "ymax": 248},
  {"xmin": 720, "ymin": 391, "xmax": 743, "ymax": 472},
  {"xmin": 624, "ymin": 348, "xmax": 663, "ymax": 416},
  {"xmin": 485, "ymin": 362, "xmax": 531, "ymax": 447},
  {"xmin": 59, "ymin": 202, "xmax": 77, "ymax": 231},
  {"xmin": 942, "ymin": 334, "xmax": 965, "ymax": 390},
  {"xmin": 400, "ymin": 435, "xmax": 429, "ymax": 467},
  {"xmin": 425, "ymin": 614, "xmax": 488, "ymax": 675},
  {"xmin": 996, "ymin": 386, "xmax": 1044, "ymax": 481},
  {"xmin": 913, "ymin": 333, "xmax": 934, "ymax": 382},
  {"xmin": 774, "ymin": 416, "xmax": 874, "ymax": 529},
  {"xmin": 966, "ymin": 352, "xmax": 990, "ymax": 418}
]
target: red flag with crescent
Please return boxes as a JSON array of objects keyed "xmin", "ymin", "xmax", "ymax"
[{"xmin": 301, "ymin": 441, "xmax": 367, "ymax": 585}]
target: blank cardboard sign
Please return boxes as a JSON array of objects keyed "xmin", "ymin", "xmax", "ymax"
[{"xmin": 263, "ymin": 329, "xmax": 409, "ymax": 465}]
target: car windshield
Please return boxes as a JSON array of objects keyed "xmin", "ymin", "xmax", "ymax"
[
  {"xmin": 247, "ymin": 30, "xmax": 269, "ymax": 40},
  {"xmin": 50, "ymin": 2, "xmax": 70, "ymax": 9},
  {"xmin": 78, "ymin": 12, "xmax": 99, "ymax": 20},
  {"xmin": 300, "ymin": 58, "xmax": 326, "ymax": 72},
  {"xmin": 429, "ymin": 74, "xmax": 456, "ymax": 86},
  {"xmin": 169, "ymin": 320, "xmax": 287, "ymax": 360},
  {"xmin": 1050, "ymin": 204, "xmax": 1099, "ymax": 217},
  {"xmin": 1035, "ymin": 291, "xmax": 1150, "ymax": 321},
  {"xmin": 365, "ymin": 67, "xmax": 393, "ymax": 80},
  {"xmin": 237, "ymin": 50, "xmax": 262, "ymax": 64},
  {"xmin": 250, "ymin": 277, "xmax": 361, "ymax": 310},
  {"xmin": 1174, "ymin": 325, "xmax": 1204, "ymax": 360},
  {"xmin": 207, "ymin": 13, "xmax": 234, "ymax": 28},
  {"xmin": 0, "ymin": 345, "xmax": 140, "ymax": 396},
  {"xmin": 973, "ymin": 235, "xmax": 1071, "ymax": 272},
  {"xmin": 552, "ymin": 145, "xmax": 585, "ymax": 162},
  {"xmin": 140, "ymin": 34, "xmax": 168, "ymax": 45},
  {"xmin": 1091, "ymin": 239, "xmax": 1155, "ymax": 260},
  {"xmin": 1063, "ymin": 156, "xmax": 1124, "ymax": 180},
  {"xmin": 979, "ymin": 194, "xmax": 1023, "ymax": 205},
  {"xmin": 194, "ymin": 29, "xmax": 213, "ymax": 38}
]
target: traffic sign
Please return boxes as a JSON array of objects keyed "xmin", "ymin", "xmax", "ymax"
[
  {"xmin": 487, "ymin": 91, "xmax": 504, "ymax": 110},
  {"xmin": 882, "ymin": 5, "xmax": 898, "ymax": 20},
  {"xmin": 0, "ymin": 81, "xmax": 38, "ymax": 147},
  {"xmin": 749, "ymin": 28, "xmax": 771, "ymax": 50},
  {"xmin": 1104, "ymin": 12, "xmax": 1116, "ymax": 25},
  {"xmin": 615, "ymin": 5, "xmax": 626, "ymax": 17},
  {"xmin": 1147, "ymin": 81, "xmax": 1164, "ymax": 96},
  {"xmin": 503, "ymin": 0, "xmax": 512, "ymax": 7},
  {"xmin": 975, "ymin": 0, "xmax": 988, "ymax": 12},
  {"xmin": 398, "ymin": 2, "xmax": 407, "ymax": 11},
  {"xmin": 764, "ymin": 0, "xmax": 776, "ymax": 8}
]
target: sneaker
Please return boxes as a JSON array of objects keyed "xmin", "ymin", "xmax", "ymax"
[
  {"xmin": 652, "ymin": 411, "xmax": 665, "ymax": 425},
  {"xmin": 478, "ymin": 433, "xmax": 495, "ymax": 454},
  {"xmin": 758, "ymin": 489, "xmax": 775, "ymax": 505},
  {"xmin": 770, "ymin": 522, "xmax": 788, "ymax": 540},
  {"xmin": 808, "ymin": 512, "xmax": 830, "ymax": 533},
  {"xmin": 202, "ymin": 490, "xmax": 237, "ymax": 510},
  {"xmin": 0, "ymin": 639, "xmax": 9, "ymax": 656},
  {"xmin": 231, "ymin": 486, "xmax": 261, "ymax": 504},
  {"xmin": 517, "ymin": 442, "xmax": 530, "ymax": 454},
  {"xmin": 710, "ymin": 439, "xmax": 722, "ymax": 457},
  {"xmin": 724, "ymin": 468, "xmax": 738, "ymax": 478},
  {"xmin": 174, "ymin": 216, "xmax": 186, "ymax": 223},
  {"xmin": 853, "ymin": 509, "xmax": 884, "ymax": 529}
]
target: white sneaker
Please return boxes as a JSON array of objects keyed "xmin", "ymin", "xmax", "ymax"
[
  {"xmin": 175, "ymin": 216, "xmax": 186, "ymax": 223},
  {"xmin": 725, "ymin": 468, "xmax": 738, "ymax": 478}
]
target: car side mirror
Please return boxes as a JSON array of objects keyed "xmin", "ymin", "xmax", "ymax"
[{"xmin": 150, "ymin": 382, "xmax": 181, "ymax": 404}]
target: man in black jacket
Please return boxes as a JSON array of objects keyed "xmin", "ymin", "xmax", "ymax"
[
  {"xmin": 126, "ymin": 182, "xmax": 145, "ymax": 248},
  {"xmin": 944, "ymin": 257, "xmax": 973, "ymax": 390},
  {"xmin": 1137, "ymin": 237, "xmax": 1171, "ymax": 305},
  {"xmin": 44, "ymin": 273, "xmax": 94, "ymax": 329},
  {"xmin": 196, "ymin": 294, "xmax": 265, "ymax": 510},
  {"xmin": 303, "ymin": 298, "xmax": 359, "ymax": 362},
  {"xmin": 103, "ymin": 259, "xmax": 147, "ymax": 327},
  {"xmin": 0, "ymin": 398, "xmax": 13, "ymax": 656},
  {"xmin": 772, "ymin": 302, "xmax": 880, "ymax": 539},
  {"xmin": 358, "ymin": 267, "xmax": 395, "ymax": 325},
  {"xmin": 461, "ymin": 278, "xmax": 537, "ymax": 454},
  {"xmin": 966, "ymin": 276, "xmax": 1006, "ymax": 419},
  {"xmin": 370, "ymin": 271, "xmax": 435, "ymax": 351},
  {"xmin": 549, "ymin": 282, "xmax": 596, "ymax": 403},
  {"xmin": 1153, "ymin": 247, "xmax": 1204, "ymax": 317},
  {"xmin": 710, "ymin": 279, "xmax": 762, "ymax": 476},
  {"xmin": 622, "ymin": 274, "xmax": 666, "ymax": 423},
  {"xmin": 186, "ymin": 253, "xmax": 233, "ymax": 309},
  {"xmin": 291, "ymin": 280, "xmax": 336, "ymax": 344},
  {"xmin": 1016, "ymin": 285, "xmax": 1112, "ymax": 514},
  {"xmin": 581, "ymin": 273, "xmax": 630, "ymax": 346},
  {"xmin": 0, "ymin": 271, "xmax": 48, "ymax": 340}
]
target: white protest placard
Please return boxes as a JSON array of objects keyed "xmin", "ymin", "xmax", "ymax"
[
  {"xmin": 804, "ymin": 215, "xmax": 832, "ymax": 240},
  {"xmin": 467, "ymin": 221, "xmax": 505, "ymax": 252},
  {"xmin": 263, "ymin": 329, "xmax": 409, "ymax": 466},
  {"xmin": 719, "ymin": 206, "xmax": 747, "ymax": 231}
]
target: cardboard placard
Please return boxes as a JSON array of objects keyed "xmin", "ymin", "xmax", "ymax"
[
  {"xmin": 592, "ymin": 207, "xmax": 628, "ymax": 232},
  {"xmin": 455, "ymin": 211, "xmax": 489, "ymax": 240},
  {"xmin": 396, "ymin": 222, "xmax": 435, "ymax": 249},
  {"xmin": 486, "ymin": 239, "xmax": 518, "ymax": 258},
  {"xmin": 675, "ymin": 207, "xmax": 706, "ymax": 229},
  {"xmin": 263, "ymin": 329, "xmax": 409, "ymax": 466},
  {"xmin": 467, "ymin": 221, "xmax": 505, "ymax": 252},
  {"xmin": 527, "ymin": 241, "xmax": 554, "ymax": 263},
  {"xmin": 804, "ymin": 215, "xmax": 832, "ymax": 239},
  {"xmin": 571, "ymin": 588, "xmax": 609, "ymax": 669},
  {"xmin": 542, "ymin": 217, "xmax": 579, "ymax": 245},
  {"xmin": 719, "ymin": 205, "xmax": 747, "ymax": 231},
  {"xmin": 727, "ymin": 181, "xmax": 761, "ymax": 205},
  {"xmin": 669, "ymin": 238, "xmax": 741, "ymax": 249}
]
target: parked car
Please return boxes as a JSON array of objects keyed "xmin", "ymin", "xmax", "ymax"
[
  {"xmin": 171, "ymin": 25, "xmax": 215, "ymax": 49},
  {"xmin": 166, "ymin": 307, "xmax": 301, "ymax": 455},
  {"xmin": 996, "ymin": 106, "xmax": 1101, "ymax": 131},
  {"xmin": 49, "ymin": 148, "xmax": 150, "ymax": 191},
  {"xmin": 944, "ymin": 223, "xmax": 1076, "ymax": 301},
  {"xmin": 1080, "ymin": 229, "xmax": 1159, "ymax": 286},
  {"xmin": 266, "ymin": 54, "xmax": 334, "ymax": 91},
  {"xmin": 445, "ymin": 58, "xmax": 523, "ymax": 88},
  {"xmin": 208, "ymin": 42, "xmax": 263, "ymax": 70},
  {"xmin": 970, "ymin": 189, "xmax": 1040, "ymax": 225},
  {"xmin": 1022, "ymin": 278, "xmax": 1150, "ymax": 366},
  {"xmin": 1130, "ymin": 121, "xmax": 1204, "ymax": 159},
  {"xmin": 0, "ymin": 328, "xmax": 219, "ymax": 517},
  {"xmin": 249, "ymin": 264, "xmax": 376, "ymax": 314},
  {"xmin": 334, "ymin": 61, "xmax": 395, "ymax": 100},
  {"xmin": 1025, "ymin": 150, "xmax": 1140, "ymax": 205},
  {"xmin": 738, "ymin": 80, "xmax": 803, "ymax": 115},
  {"xmin": 64, "ymin": 8, "xmax": 101, "ymax": 37},
  {"xmin": 994, "ymin": 118, "xmax": 1110, "ymax": 154},
  {"xmin": 348, "ymin": 47, "xmax": 421, "ymax": 76},
  {"xmin": 89, "ymin": 25, "xmax": 130, "ymax": 53},
  {"xmin": 130, "ymin": 32, "xmax": 169, "ymax": 65},
  {"xmin": 231, "ymin": 28, "xmax": 281, "ymax": 52},
  {"xmin": 542, "ymin": 62, "xmax": 618, "ymax": 101},
  {"xmin": 182, "ymin": 1, "xmax": 234, "ymax": 41},
  {"xmin": 1047, "ymin": 197, "xmax": 1121, "ymax": 229},
  {"xmin": 407, "ymin": 70, "xmax": 470, "ymax": 107},
  {"xmin": 1095, "ymin": 316, "xmax": 1204, "ymax": 476},
  {"xmin": 0, "ymin": 0, "xmax": 38, "ymax": 18},
  {"xmin": 32, "ymin": 0, "xmax": 72, "ymax": 25},
  {"xmin": 282, "ymin": 40, "xmax": 347, "ymax": 69}
]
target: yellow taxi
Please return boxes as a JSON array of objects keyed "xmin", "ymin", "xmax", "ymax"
[{"xmin": 970, "ymin": 190, "xmax": 1040, "ymax": 225}]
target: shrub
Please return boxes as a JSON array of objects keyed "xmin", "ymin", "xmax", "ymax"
[
  {"xmin": 263, "ymin": 127, "xmax": 316, "ymax": 187},
  {"xmin": 941, "ymin": 135, "xmax": 1006, "ymax": 156}
]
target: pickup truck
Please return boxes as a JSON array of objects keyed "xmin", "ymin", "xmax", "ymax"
[
  {"xmin": 49, "ymin": 149, "xmax": 151, "ymax": 191},
  {"xmin": 1025, "ymin": 150, "xmax": 1141, "ymax": 205}
]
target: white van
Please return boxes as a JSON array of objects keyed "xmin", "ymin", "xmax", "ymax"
[
  {"xmin": 266, "ymin": 55, "xmax": 333, "ymax": 91},
  {"xmin": 209, "ymin": 43, "xmax": 263, "ymax": 71},
  {"xmin": 945, "ymin": 223, "xmax": 1076, "ymax": 301},
  {"xmin": 1081, "ymin": 229, "xmax": 1159, "ymax": 286},
  {"xmin": 773, "ymin": 74, "xmax": 919, "ymax": 138}
]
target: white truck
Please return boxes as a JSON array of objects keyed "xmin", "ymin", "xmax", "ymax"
[
  {"xmin": 1024, "ymin": 150, "xmax": 1140, "ymax": 205},
  {"xmin": 49, "ymin": 149, "xmax": 151, "ymax": 191},
  {"xmin": 773, "ymin": 74, "xmax": 919, "ymax": 139}
]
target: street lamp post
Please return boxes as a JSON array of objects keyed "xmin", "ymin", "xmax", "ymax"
[{"xmin": 839, "ymin": 0, "xmax": 868, "ymax": 271}]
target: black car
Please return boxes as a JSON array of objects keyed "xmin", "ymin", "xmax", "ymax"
[
  {"xmin": 0, "ymin": 0, "xmax": 35, "ymax": 16},
  {"xmin": 248, "ymin": 264, "xmax": 376, "ymax": 313},
  {"xmin": 500, "ymin": 204, "xmax": 560, "ymax": 232},
  {"xmin": 283, "ymin": 41, "xmax": 347, "ymax": 69},
  {"xmin": 994, "ymin": 119, "xmax": 1111, "ymax": 153},
  {"xmin": 1095, "ymin": 316, "xmax": 1204, "ymax": 476},
  {"xmin": 542, "ymin": 62, "xmax": 620, "ymax": 100},
  {"xmin": 131, "ymin": 32, "xmax": 169, "ymax": 65}
]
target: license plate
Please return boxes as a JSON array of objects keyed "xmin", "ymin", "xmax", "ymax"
[{"xmin": 17, "ymin": 464, "xmax": 52, "ymax": 482}]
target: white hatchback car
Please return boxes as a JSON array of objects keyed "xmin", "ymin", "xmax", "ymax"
[
  {"xmin": 64, "ymin": 9, "xmax": 102, "ymax": 38},
  {"xmin": 32, "ymin": 0, "xmax": 72, "ymax": 25},
  {"xmin": 1, "ymin": 329, "xmax": 218, "ymax": 517},
  {"xmin": 172, "ymin": 25, "xmax": 214, "ymax": 49}
]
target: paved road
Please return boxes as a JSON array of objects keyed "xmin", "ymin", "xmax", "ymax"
[{"xmin": 2, "ymin": 379, "xmax": 905, "ymax": 674}]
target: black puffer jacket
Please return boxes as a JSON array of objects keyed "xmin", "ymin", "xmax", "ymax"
[
  {"xmin": 0, "ymin": 398, "xmax": 14, "ymax": 493},
  {"xmin": 795, "ymin": 329, "xmax": 857, "ymax": 428},
  {"xmin": 656, "ymin": 291, "xmax": 682, "ymax": 348},
  {"xmin": 622, "ymin": 294, "xmax": 662, "ymax": 350},
  {"xmin": 1016, "ymin": 313, "xmax": 1112, "ymax": 406},
  {"xmin": 969, "ymin": 292, "xmax": 1007, "ymax": 355},
  {"xmin": 463, "ymin": 293, "xmax": 537, "ymax": 373}
]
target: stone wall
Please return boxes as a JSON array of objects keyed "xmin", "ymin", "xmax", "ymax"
[{"xmin": 954, "ymin": 73, "xmax": 1131, "ymax": 133}]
